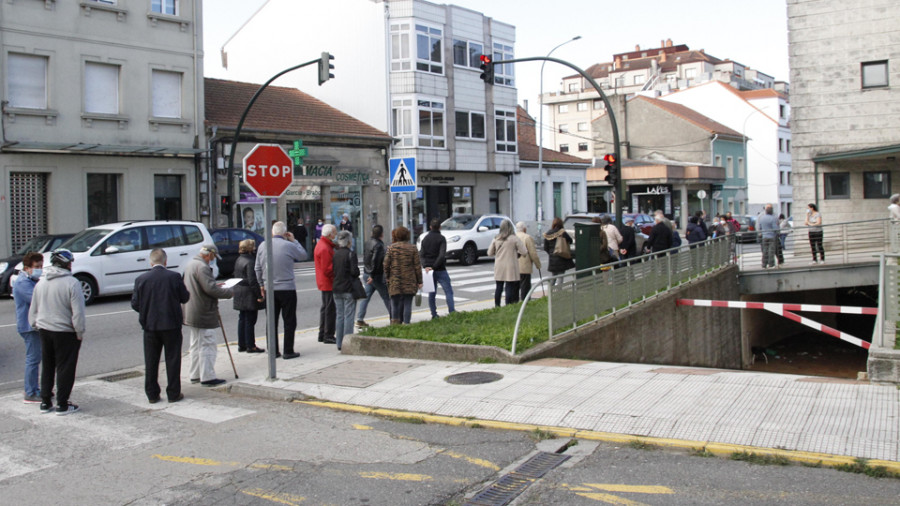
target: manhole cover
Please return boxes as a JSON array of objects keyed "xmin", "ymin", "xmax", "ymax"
[{"xmin": 445, "ymin": 371, "xmax": 503, "ymax": 385}]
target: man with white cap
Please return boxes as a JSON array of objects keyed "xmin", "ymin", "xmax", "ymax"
[{"xmin": 183, "ymin": 244, "xmax": 232, "ymax": 387}]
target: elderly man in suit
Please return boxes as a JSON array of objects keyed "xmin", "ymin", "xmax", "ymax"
[{"xmin": 132, "ymin": 248, "xmax": 190, "ymax": 403}]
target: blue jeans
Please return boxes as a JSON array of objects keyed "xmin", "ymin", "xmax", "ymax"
[
  {"xmin": 334, "ymin": 292, "xmax": 356, "ymax": 350},
  {"xmin": 428, "ymin": 269, "xmax": 456, "ymax": 318},
  {"xmin": 391, "ymin": 294, "xmax": 414, "ymax": 323},
  {"xmin": 357, "ymin": 273, "xmax": 390, "ymax": 321},
  {"xmin": 20, "ymin": 330, "xmax": 41, "ymax": 397}
]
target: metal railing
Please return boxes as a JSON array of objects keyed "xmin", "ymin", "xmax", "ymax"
[
  {"xmin": 735, "ymin": 218, "xmax": 896, "ymax": 270},
  {"xmin": 511, "ymin": 235, "xmax": 734, "ymax": 354},
  {"xmin": 874, "ymin": 253, "xmax": 900, "ymax": 349}
]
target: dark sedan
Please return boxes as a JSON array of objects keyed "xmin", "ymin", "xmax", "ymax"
[
  {"xmin": 2, "ymin": 233, "xmax": 74, "ymax": 297},
  {"xmin": 210, "ymin": 228, "xmax": 265, "ymax": 278}
]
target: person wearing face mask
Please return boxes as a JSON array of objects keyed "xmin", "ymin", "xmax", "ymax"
[
  {"xmin": 314, "ymin": 218, "xmax": 324, "ymax": 247},
  {"xmin": 13, "ymin": 251, "xmax": 44, "ymax": 404},
  {"xmin": 644, "ymin": 210, "xmax": 673, "ymax": 255}
]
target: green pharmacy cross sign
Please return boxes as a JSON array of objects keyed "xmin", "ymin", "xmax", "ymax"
[{"xmin": 289, "ymin": 139, "xmax": 308, "ymax": 166}]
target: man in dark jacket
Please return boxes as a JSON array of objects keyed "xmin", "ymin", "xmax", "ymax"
[
  {"xmin": 356, "ymin": 224, "xmax": 390, "ymax": 327},
  {"xmin": 618, "ymin": 218, "xmax": 637, "ymax": 260},
  {"xmin": 645, "ymin": 211, "xmax": 673, "ymax": 254},
  {"xmin": 419, "ymin": 219, "xmax": 456, "ymax": 320},
  {"xmin": 132, "ymin": 248, "xmax": 190, "ymax": 403}
]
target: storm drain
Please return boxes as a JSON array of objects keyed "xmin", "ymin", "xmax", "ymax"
[
  {"xmin": 98, "ymin": 371, "xmax": 143, "ymax": 382},
  {"xmin": 464, "ymin": 451, "xmax": 570, "ymax": 506},
  {"xmin": 445, "ymin": 371, "xmax": 503, "ymax": 385}
]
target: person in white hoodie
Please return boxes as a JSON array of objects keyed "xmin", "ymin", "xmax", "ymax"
[{"xmin": 28, "ymin": 249, "xmax": 85, "ymax": 416}]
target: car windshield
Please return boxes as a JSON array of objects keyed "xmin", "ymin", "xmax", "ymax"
[
  {"xmin": 60, "ymin": 228, "xmax": 113, "ymax": 253},
  {"xmin": 442, "ymin": 215, "xmax": 481, "ymax": 231},
  {"xmin": 15, "ymin": 235, "xmax": 49, "ymax": 255}
]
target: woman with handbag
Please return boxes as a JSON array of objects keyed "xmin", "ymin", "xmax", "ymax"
[
  {"xmin": 543, "ymin": 217, "xmax": 575, "ymax": 285},
  {"xmin": 383, "ymin": 227, "xmax": 422, "ymax": 324},
  {"xmin": 332, "ymin": 230, "xmax": 360, "ymax": 351},
  {"xmin": 487, "ymin": 220, "xmax": 527, "ymax": 306},
  {"xmin": 232, "ymin": 239, "xmax": 265, "ymax": 353}
]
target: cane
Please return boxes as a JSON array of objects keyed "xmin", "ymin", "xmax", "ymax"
[
  {"xmin": 537, "ymin": 267, "xmax": 546, "ymax": 297},
  {"xmin": 217, "ymin": 311, "xmax": 239, "ymax": 379}
]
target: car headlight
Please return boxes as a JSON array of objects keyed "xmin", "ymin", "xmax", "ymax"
[
  {"xmin": 0, "ymin": 262, "xmax": 7, "ymax": 272},
  {"xmin": 448, "ymin": 235, "xmax": 461, "ymax": 243}
]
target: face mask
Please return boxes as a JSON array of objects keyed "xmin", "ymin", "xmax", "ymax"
[
  {"xmin": 318, "ymin": 221, "xmax": 323, "ymax": 225},
  {"xmin": 30, "ymin": 268, "xmax": 42, "ymax": 280}
]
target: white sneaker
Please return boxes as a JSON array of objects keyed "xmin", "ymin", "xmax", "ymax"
[
  {"xmin": 819, "ymin": 260, "xmax": 825, "ymax": 265},
  {"xmin": 809, "ymin": 260, "xmax": 818, "ymax": 265}
]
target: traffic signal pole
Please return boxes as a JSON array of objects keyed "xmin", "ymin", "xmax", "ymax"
[{"xmin": 489, "ymin": 56, "xmax": 624, "ymax": 228}]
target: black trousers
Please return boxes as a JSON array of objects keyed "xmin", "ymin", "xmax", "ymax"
[
  {"xmin": 40, "ymin": 329, "xmax": 81, "ymax": 407},
  {"xmin": 494, "ymin": 281, "xmax": 520, "ymax": 307},
  {"xmin": 143, "ymin": 329, "xmax": 183, "ymax": 401},
  {"xmin": 318, "ymin": 291, "xmax": 335, "ymax": 341},
  {"xmin": 519, "ymin": 274, "xmax": 532, "ymax": 301},
  {"xmin": 237, "ymin": 310, "xmax": 258, "ymax": 350},
  {"xmin": 272, "ymin": 290, "xmax": 297, "ymax": 354}
]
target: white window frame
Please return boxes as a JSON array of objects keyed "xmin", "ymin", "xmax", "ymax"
[
  {"xmin": 578, "ymin": 142, "xmax": 588, "ymax": 152},
  {"xmin": 151, "ymin": 0, "xmax": 177, "ymax": 15},
  {"xmin": 571, "ymin": 182, "xmax": 579, "ymax": 212},
  {"xmin": 685, "ymin": 68, "xmax": 697, "ymax": 80},
  {"xmin": 577, "ymin": 101, "xmax": 588, "ymax": 112},
  {"xmin": 495, "ymin": 108, "xmax": 517, "ymax": 153},
  {"xmin": 568, "ymin": 83, "xmax": 579, "ymax": 92},
  {"xmin": 714, "ymin": 154, "xmax": 722, "ymax": 167},
  {"xmin": 452, "ymin": 39, "xmax": 483, "ymax": 69},
  {"xmin": 492, "ymin": 41, "xmax": 514, "ymax": 86},
  {"xmin": 577, "ymin": 122, "xmax": 588, "ymax": 132},
  {"xmin": 738, "ymin": 157, "xmax": 745, "ymax": 179},
  {"xmin": 558, "ymin": 104, "xmax": 568, "ymax": 113},
  {"xmin": 7, "ymin": 53, "xmax": 48, "ymax": 109},
  {"xmin": 391, "ymin": 97, "xmax": 414, "ymax": 147},
  {"xmin": 151, "ymin": 69, "xmax": 182, "ymax": 118},
  {"xmin": 593, "ymin": 99, "xmax": 604, "ymax": 110},
  {"xmin": 415, "ymin": 23, "xmax": 443, "ymax": 74},
  {"xmin": 614, "ymin": 76, "xmax": 625, "ymax": 88},
  {"xmin": 726, "ymin": 156, "xmax": 734, "ymax": 178},
  {"xmin": 634, "ymin": 74, "xmax": 645, "ymax": 85},
  {"xmin": 861, "ymin": 60, "xmax": 888, "ymax": 89},
  {"xmin": 390, "ymin": 22, "xmax": 412, "ymax": 71},
  {"xmin": 559, "ymin": 144, "xmax": 569, "ymax": 153},
  {"xmin": 417, "ymin": 98, "xmax": 445, "ymax": 148},
  {"xmin": 84, "ymin": 61, "xmax": 120, "ymax": 115},
  {"xmin": 455, "ymin": 110, "xmax": 486, "ymax": 140},
  {"xmin": 558, "ymin": 124, "xmax": 569, "ymax": 133}
]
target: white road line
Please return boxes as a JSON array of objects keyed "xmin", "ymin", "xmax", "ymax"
[
  {"xmin": 450, "ymin": 276, "xmax": 498, "ymax": 287},
  {"xmin": 0, "ymin": 443, "xmax": 56, "ymax": 482},
  {"xmin": 457, "ymin": 284, "xmax": 498, "ymax": 292}
]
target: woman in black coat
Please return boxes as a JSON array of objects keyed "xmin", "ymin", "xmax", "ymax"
[
  {"xmin": 543, "ymin": 217, "xmax": 575, "ymax": 284},
  {"xmin": 232, "ymin": 239, "xmax": 265, "ymax": 353}
]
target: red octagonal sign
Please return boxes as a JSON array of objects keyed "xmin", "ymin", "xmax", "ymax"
[{"xmin": 242, "ymin": 143, "xmax": 294, "ymax": 198}]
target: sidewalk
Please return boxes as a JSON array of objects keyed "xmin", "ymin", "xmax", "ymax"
[{"xmin": 213, "ymin": 298, "xmax": 900, "ymax": 470}]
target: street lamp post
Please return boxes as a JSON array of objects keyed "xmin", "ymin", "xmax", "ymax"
[{"xmin": 538, "ymin": 35, "xmax": 581, "ymax": 231}]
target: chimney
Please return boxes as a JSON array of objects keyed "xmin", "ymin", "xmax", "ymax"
[
  {"xmin": 660, "ymin": 40, "xmax": 665, "ymax": 48},
  {"xmin": 614, "ymin": 56, "xmax": 621, "ymax": 70},
  {"xmin": 660, "ymin": 51, "xmax": 667, "ymax": 63},
  {"xmin": 635, "ymin": 44, "xmax": 641, "ymax": 52},
  {"xmin": 523, "ymin": 99, "xmax": 529, "ymax": 114},
  {"xmin": 666, "ymin": 38, "xmax": 673, "ymax": 47}
]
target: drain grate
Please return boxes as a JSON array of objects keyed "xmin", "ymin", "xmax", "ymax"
[
  {"xmin": 99, "ymin": 371, "xmax": 143, "ymax": 382},
  {"xmin": 445, "ymin": 371, "xmax": 503, "ymax": 385},
  {"xmin": 464, "ymin": 452, "xmax": 570, "ymax": 506}
]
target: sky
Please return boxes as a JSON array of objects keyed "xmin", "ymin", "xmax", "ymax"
[{"xmin": 203, "ymin": 0, "xmax": 790, "ymax": 120}]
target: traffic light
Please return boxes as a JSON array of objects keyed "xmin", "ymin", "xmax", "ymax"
[
  {"xmin": 479, "ymin": 54, "xmax": 494, "ymax": 85},
  {"xmin": 318, "ymin": 52, "xmax": 334, "ymax": 86},
  {"xmin": 220, "ymin": 195, "xmax": 231, "ymax": 215},
  {"xmin": 603, "ymin": 153, "xmax": 619, "ymax": 186}
]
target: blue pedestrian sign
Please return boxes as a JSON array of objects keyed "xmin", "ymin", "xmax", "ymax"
[{"xmin": 389, "ymin": 157, "xmax": 416, "ymax": 193}]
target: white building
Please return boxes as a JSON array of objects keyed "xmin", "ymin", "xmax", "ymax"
[
  {"xmin": 220, "ymin": 0, "xmax": 520, "ymax": 236},
  {"xmin": 661, "ymin": 82, "xmax": 792, "ymax": 217},
  {"xmin": 0, "ymin": 0, "xmax": 205, "ymax": 255}
]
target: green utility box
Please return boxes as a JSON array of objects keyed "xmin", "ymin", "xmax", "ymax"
[{"xmin": 574, "ymin": 222, "xmax": 605, "ymax": 277}]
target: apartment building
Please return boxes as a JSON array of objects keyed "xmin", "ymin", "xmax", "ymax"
[
  {"xmin": 219, "ymin": 0, "xmax": 519, "ymax": 239},
  {"xmin": 787, "ymin": 0, "xmax": 900, "ymax": 220},
  {"xmin": 0, "ymin": 0, "xmax": 205, "ymax": 255}
]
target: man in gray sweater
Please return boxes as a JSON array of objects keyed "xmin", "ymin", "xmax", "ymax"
[
  {"xmin": 29, "ymin": 249, "xmax": 85, "ymax": 415},
  {"xmin": 758, "ymin": 204, "xmax": 779, "ymax": 269},
  {"xmin": 183, "ymin": 245, "xmax": 233, "ymax": 386},
  {"xmin": 254, "ymin": 221, "xmax": 307, "ymax": 359}
]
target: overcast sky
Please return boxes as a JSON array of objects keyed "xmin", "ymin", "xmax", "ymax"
[{"xmin": 203, "ymin": 0, "xmax": 790, "ymax": 119}]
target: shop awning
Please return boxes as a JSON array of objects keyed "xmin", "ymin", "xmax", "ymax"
[{"xmin": 812, "ymin": 144, "xmax": 900, "ymax": 163}]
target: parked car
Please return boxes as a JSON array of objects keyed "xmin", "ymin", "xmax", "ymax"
[
  {"xmin": 1, "ymin": 233, "xmax": 74, "ymax": 297},
  {"xmin": 14, "ymin": 220, "xmax": 216, "ymax": 305},
  {"xmin": 562, "ymin": 213, "xmax": 648, "ymax": 254},
  {"xmin": 417, "ymin": 214, "xmax": 514, "ymax": 266},
  {"xmin": 210, "ymin": 228, "xmax": 265, "ymax": 278},
  {"xmin": 736, "ymin": 215, "xmax": 759, "ymax": 243}
]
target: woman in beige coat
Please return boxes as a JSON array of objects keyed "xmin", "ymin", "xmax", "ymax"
[
  {"xmin": 487, "ymin": 220, "xmax": 527, "ymax": 307},
  {"xmin": 516, "ymin": 221, "xmax": 542, "ymax": 300}
]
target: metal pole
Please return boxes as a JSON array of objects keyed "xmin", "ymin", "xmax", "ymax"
[{"xmin": 264, "ymin": 199, "xmax": 276, "ymax": 379}]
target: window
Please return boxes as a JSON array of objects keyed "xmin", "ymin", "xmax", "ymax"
[
  {"xmin": 726, "ymin": 156, "xmax": 733, "ymax": 178},
  {"xmin": 454, "ymin": 110, "xmax": 485, "ymax": 139},
  {"xmin": 154, "ymin": 175, "xmax": 182, "ymax": 220},
  {"xmin": 685, "ymin": 68, "xmax": 697, "ymax": 80},
  {"xmin": 571, "ymin": 182, "xmax": 579, "ymax": 212},
  {"xmin": 559, "ymin": 144, "xmax": 569, "ymax": 153},
  {"xmin": 558, "ymin": 124, "xmax": 569, "ymax": 133},
  {"xmin": 452, "ymin": 39, "xmax": 482, "ymax": 69},
  {"xmin": 416, "ymin": 24, "xmax": 443, "ymax": 74},
  {"xmin": 84, "ymin": 62, "xmax": 119, "ymax": 114},
  {"xmin": 390, "ymin": 23, "xmax": 411, "ymax": 71},
  {"xmin": 577, "ymin": 102, "xmax": 588, "ymax": 112},
  {"xmin": 824, "ymin": 172, "xmax": 850, "ymax": 199},
  {"xmin": 553, "ymin": 182, "xmax": 563, "ymax": 219},
  {"xmin": 558, "ymin": 104, "xmax": 568, "ymax": 113},
  {"xmin": 738, "ymin": 157, "xmax": 745, "ymax": 178},
  {"xmin": 568, "ymin": 83, "xmax": 579, "ymax": 92},
  {"xmin": 578, "ymin": 142, "xmax": 588, "ymax": 152},
  {"xmin": 87, "ymin": 173, "xmax": 119, "ymax": 226},
  {"xmin": 489, "ymin": 190, "xmax": 500, "ymax": 214},
  {"xmin": 147, "ymin": 224, "xmax": 186, "ymax": 248},
  {"xmin": 417, "ymin": 99, "xmax": 445, "ymax": 148},
  {"xmin": 864, "ymin": 171, "xmax": 891, "ymax": 199},
  {"xmin": 151, "ymin": 70, "xmax": 181, "ymax": 118},
  {"xmin": 714, "ymin": 155, "xmax": 722, "ymax": 167},
  {"xmin": 779, "ymin": 104, "xmax": 786, "ymax": 118},
  {"xmin": 492, "ymin": 42, "xmax": 514, "ymax": 86},
  {"xmin": 614, "ymin": 77, "xmax": 625, "ymax": 88},
  {"xmin": 577, "ymin": 122, "xmax": 588, "ymax": 132},
  {"xmin": 634, "ymin": 74, "xmax": 645, "ymax": 85},
  {"xmin": 103, "ymin": 228, "xmax": 145, "ymax": 253},
  {"xmin": 786, "ymin": 140, "xmax": 790, "ymax": 153},
  {"xmin": 593, "ymin": 99, "xmax": 604, "ymax": 110},
  {"xmin": 861, "ymin": 60, "xmax": 888, "ymax": 88},
  {"xmin": 495, "ymin": 109, "xmax": 517, "ymax": 152},
  {"xmin": 535, "ymin": 182, "xmax": 540, "ymax": 219},
  {"xmin": 151, "ymin": 0, "xmax": 176, "ymax": 15},
  {"xmin": 779, "ymin": 138, "xmax": 784, "ymax": 152},
  {"xmin": 7, "ymin": 53, "xmax": 48, "ymax": 109},
  {"xmin": 391, "ymin": 97, "xmax": 414, "ymax": 147}
]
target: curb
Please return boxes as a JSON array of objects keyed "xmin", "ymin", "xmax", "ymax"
[
  {"xmin": 228, "ymin": 382, "xmax": 308, "ymax": 402},
  {"xmin": 296, "ymin": 399, "xmax": 900, "ymax": 475}
]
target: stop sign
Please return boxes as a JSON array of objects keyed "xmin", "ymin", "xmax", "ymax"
[{"xmin": 242, "ymin": 144, "xmax": 294, "ymax": 198}]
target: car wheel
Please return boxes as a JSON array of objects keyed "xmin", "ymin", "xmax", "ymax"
[
  {"xmin": 75, "ymin": 274, "xmax": 97, "ymax": 305},
  {"xmin": 460, "ymin": 243, "xmax": 478, "ymax": 266}
]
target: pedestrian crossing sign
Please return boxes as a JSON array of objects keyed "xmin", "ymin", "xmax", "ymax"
[{"xmin": 389, "ymin": 157, "xmax": 416, "ymax": 193}]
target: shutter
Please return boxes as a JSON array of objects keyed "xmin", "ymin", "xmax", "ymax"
[{"xmin": 9, "ymin": 172, "xmax": 48, "ymax": 252}]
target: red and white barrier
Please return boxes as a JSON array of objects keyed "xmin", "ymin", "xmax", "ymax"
[{"xmin": 676, "ymin": 299, "xmax": 875, "ymax": 350}]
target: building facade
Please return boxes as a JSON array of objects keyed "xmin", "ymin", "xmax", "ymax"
[
  {"xmin": 219, "ymin": 0, "xmax": 520, "ymax": 240},
  {"xmin": 787, "ymin": 0, "xmax": 900, "ymax": 221},
  {"xmin": 0, "ymin": 0, "xmax": 205, "ymax": 256}
]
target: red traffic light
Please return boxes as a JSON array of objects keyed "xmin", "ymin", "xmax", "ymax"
[
  {"xmin": 480, "ymin": 54, "xmax": 492, "ymax": 64},
  {"xmin": 604, "ymin": 153, "xmax": 617, "ymax": 163}
]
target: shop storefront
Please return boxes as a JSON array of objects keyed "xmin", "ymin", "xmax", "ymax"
[{"xmin": 408, "ymin": 171, "xmax": 510, "ymax": 241}]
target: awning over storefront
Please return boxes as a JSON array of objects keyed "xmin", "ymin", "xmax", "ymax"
[{"xmin": 812, "ymin": 144, "xmax": 900, "ymax": 163}]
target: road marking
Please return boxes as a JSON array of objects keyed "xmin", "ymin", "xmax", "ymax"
[
  {"xmin": 84, "ymin": 380, "xmax": 255, "ymax": 423},
  {"xmin": 359, "ymin": 471, "xmax": 432, "ymax": 481},
  {"xmin": 451, "ymin": 276, "xmax": 500, "ymax": 287},
  {"xmin": 457, "ymin": 283, "xmax": 497, "ymax": 292},
  {"xmin": 152, "ymin": 454, "xmax": 292, "ymax": 471},
  {"xmin": 583, "ymin": 484, "xmax": 674, "ymax": 494},
  {"xmin": 353, "ymin": 424, "xmax": 373, "ymax": 430},
  {"xmin": 240, "ymin": 488, "xmax": 306, "ymax": 505},
  {"xmin": 436, "ymin": 449, "xmax": 500, "ymax": 471},
  {"xmin": 0, "ymin": 443, "xmax": 56, "ymax": 482},
  {"xmin": 562, "ymin": 483, "xmax": 673, "ymax": 504}
]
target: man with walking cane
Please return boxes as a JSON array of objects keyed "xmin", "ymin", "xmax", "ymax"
[
  {"xmin": 515, "ymin": 222, "xmax": 542, "ymax": 301},
  {"xmin": 132, "ymin": 249, "xmax": 190, "ymax": 403},
  {"xmin": 183, "ymin": 245, "xmax": 233, "ymax": 387}
]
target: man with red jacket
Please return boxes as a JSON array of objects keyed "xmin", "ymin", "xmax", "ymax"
[{"xmin": 315, "ymin": 224, "xmax": 337, "ymax": 344}]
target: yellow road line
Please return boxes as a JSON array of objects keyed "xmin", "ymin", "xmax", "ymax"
[
  {"xmin": 353, "ymin": 424, "xmax": 373, "ymax": 430},
  {"xmin": 359, "ymin": 471, "xmax": 432, "ymax": 481},
  {"xmin": 240, "ymin": 488, "xmax": 305, "ymax": 505},
  {"xmin": 436, "ymin": 449, "xmax": 501, "ymax": 471},
  {"xmin": 151, "ymin": 454, "xmax": 225, "ymax": 466},
  {"xmin": 583, "ymin": 484, "xmax": 673, "ymax": 494},
  {"xmin": 297, "ymin": 400, "xmax": 900, "ymax": 474}
]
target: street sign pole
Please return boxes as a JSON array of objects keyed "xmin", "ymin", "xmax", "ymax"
[{"xmin": 264, "ymin": 199, "xmax": 276, "ymax": 379}]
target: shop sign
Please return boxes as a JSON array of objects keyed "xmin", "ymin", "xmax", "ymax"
[
  {"xmin": 284, "ymin": 184, "xmax": 322, "ymax": 200},
  {"xmin": 299, "ymin": 165, "xmax": 372, "ymax": 185},
  {"xmin": 639, "ymin": 185, "xmax": 671, "ymax": 195},
  {"xmin": 420, "ymin": 174, "xmax": 456, "ymax": 184}
]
